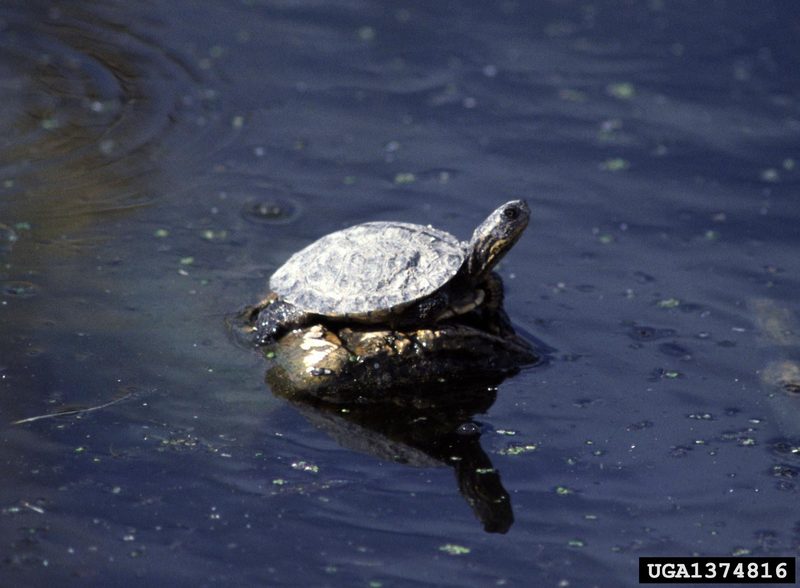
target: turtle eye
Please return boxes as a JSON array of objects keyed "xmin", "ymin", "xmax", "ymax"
[{"xmin": 503, "ymin": 206, "xmax": 519, "ymax": 220}]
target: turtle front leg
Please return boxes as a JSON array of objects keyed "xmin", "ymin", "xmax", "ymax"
[
  {"xmin": 482, "ymin": 272, "xmax": 505, "ymax": 312},
  {"xmin": 475, "ymin": 273, "xmax": 516, "ymax": 336},
  {"xmin": 253, "ymin": 296, "xmax": 310, "ymax": 345}
]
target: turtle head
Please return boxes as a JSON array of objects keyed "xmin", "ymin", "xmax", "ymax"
[{"xmin": 466, "ymin": 200, "xmax": 530, "ymax": 280}]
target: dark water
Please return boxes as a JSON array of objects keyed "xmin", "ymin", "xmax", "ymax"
[{"xmin": 1, "ymin": 1, "xmax": 799, "ymax": 586}]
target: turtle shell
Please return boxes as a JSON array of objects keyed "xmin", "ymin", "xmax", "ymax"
[{"xmin": 269, "ymin": 222, "xmax": 467, "ymax": 318}]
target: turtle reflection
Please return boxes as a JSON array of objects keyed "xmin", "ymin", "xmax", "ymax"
[
  {"xmin": 252, "ymin": 313, "xmax": 541, "ymax": 534},
  {"xmin": 275, "ymin": 371, "xmax": 518, "ymax": 534}
]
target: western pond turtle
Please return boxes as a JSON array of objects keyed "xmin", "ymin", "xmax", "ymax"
[{"xmin": 253, "ymin": 200, "xmax": 530, "ymax": 344}]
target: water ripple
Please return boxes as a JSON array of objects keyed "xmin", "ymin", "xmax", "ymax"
[{"xmin": 0, "ymin": 2, "xmax": 231, "ymax": 221}]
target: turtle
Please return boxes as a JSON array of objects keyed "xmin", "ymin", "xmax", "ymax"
[{"xmin": 252, "ymin": 200, "xmax": 530, "ymax": 345}]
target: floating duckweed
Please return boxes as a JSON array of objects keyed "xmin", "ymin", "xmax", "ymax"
[
  {"xmin": 657, "ymin": 298, "xmax": 681, "ymax": 309},
  {"xmin": 291, "ymin": 460, "xmax": 319, "ymax": 473},
  {"xmin": 782, "ymin": 158, "xmax": 795, "ymax": 171},
  {"xmin": 179, "ymin": 257, "xmax": 194, "ymax": 265},
  {"xmin": 201, "ymin": 229, "xmax": 227, "ymax": 241},
  {"xmin": 704, "ymin": 230, "xmax": 720, "ymax": 240},
  {"xmin": 500, "ymin": 443, "xmax": 537, "ymax": 456},
  {"xmin": 358, "ymin": 26, "xmax": 376, "ymax": 42},
  {"xmin": 606, "ymin": 82, "xmax": 636, "ymax": 99},
  {"xmin": 600, "ymin": 158, "xmax": 630, "ymax": 172},
  {"xmin": 393, "ymin": 172, "xmax": 416, "ymax": 185},
  {"xmin": 738, "ymin": 438, "xmax": 756, "ymax": 447},
  {"xmin": 272, "ymin": 479, "xmax": 287, "ymax": 486},
  {"xmin": 343, "ymin": 176, "xmax": 357, "ymax": 185},
  {"xmin": 232, "ymin": 115, "xmax": 245, "ymax": 129},
  {"xmin": 555, "ymin": 486, "xmax": 574, "ymax": 496},
  {"xmin": 154, "ymin": 228, "xmax": 170, "ymax": 238},
  {"xmin": 567, "ymin": 539, "xmax": 585, "ymax": 548},
  {"xmin": 597, "ymin": 233, "xmax": 615, "ymax": 244},
  {"xmin": 664, "ymin": 370, "xmax": 681, "ymax": 379},
  {"xmin": 438, "ymin": 544, "xmax": 470, "ymax": 556},
  {"xmin": 731, "ymin": 548, "xmax": 751, "ymax": 556},
  {"xmin": 760, "ymin": 168, "xmax": 779, "ymax": 183}
]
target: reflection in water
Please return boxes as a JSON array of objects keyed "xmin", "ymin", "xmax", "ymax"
[
  {"xmin": 247, "ymin": 304, "xmax": 543, "ymax": 534},
  {"xmin": 277, "ymin": 380, "xmax": 516, "ymax": 534}
]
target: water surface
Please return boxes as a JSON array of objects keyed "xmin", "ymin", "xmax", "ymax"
[{"xmin": 1, "ymin": 1, "xmax": 799, "ymax": 586}]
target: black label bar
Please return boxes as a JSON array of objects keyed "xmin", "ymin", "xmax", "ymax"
[{"xmin": 639, "ymin": 557, "xmax": 795, "ymax": 584}]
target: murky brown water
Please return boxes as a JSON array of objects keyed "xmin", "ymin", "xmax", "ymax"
[{"xmin": 1, "ymin": 1, "xmax": 799, "ymax": 586}]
